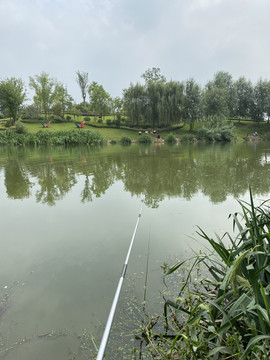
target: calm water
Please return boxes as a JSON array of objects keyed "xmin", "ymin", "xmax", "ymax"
[{"xmin": 0, "ymin": 141, "xmax": 270, "ymax": 359}]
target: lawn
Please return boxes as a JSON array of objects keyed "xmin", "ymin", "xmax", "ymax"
[{"xmin": 2, "ymin": 117, "xmax": 270, "ymax": 142}]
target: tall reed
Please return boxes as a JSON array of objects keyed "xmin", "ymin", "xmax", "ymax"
[{"xmin": 140, "ymin": 189, "xmax": 270, "ymax": 359}]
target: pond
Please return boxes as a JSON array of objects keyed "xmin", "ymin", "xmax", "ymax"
[{"xmin": 0, "ymin": 141, "xmax": 270, "ymax": 359}]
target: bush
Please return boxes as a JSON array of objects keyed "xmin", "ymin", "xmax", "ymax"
[
  {"xmin": 106, "ymin": 119, "xmax": 112, "ymax": 126},
  {"xmin": 15, "ymin": 121, "xmax": 27, "ymax": 134},
  {"xmin": 84, "ymin": 117, "xmax": 90, "ymax": 122},
  {"xmin": 112, "ymin": 119, "xmax": 121, "ymax": 128},
  {"xmin": 181, "ymin": 134, "xmax": 194, "ymax": 143},
  {"xmin": 0, "ymin": 129, "xmax": 104, "ymax": 146},
  {"xmin": 138, "ymin": 134, "xmax": 152, "ymax": 144},
  {"xmin": 166, "ymin": 133, "xmax": 177, "ymax": 144},
  {"xmin": 120, "ymin": 136, "xmax": 132, "ymax": 145},
  {"xmin": 66, "ymin": 115, "xmax": 72, "ymax": 121},
  {"xmin": 49, "ymin": 115, "xmax": 64, "ymax": 123},
  {"xmin": 197, "ymin": 122, "xmax": 234, "ymax": 142}
]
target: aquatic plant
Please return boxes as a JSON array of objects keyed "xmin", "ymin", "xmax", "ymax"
[{"xmin": 139, "ymin": 190, "xmax": 270, "ymax": 359}]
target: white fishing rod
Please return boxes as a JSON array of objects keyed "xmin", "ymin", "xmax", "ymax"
[{"xmin": 96, "ymin": 201, "xmax": 144, "ymax": 360}]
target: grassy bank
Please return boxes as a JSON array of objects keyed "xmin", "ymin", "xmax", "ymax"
[{"xmin": 1, "ymin": 117, "xmax": 270, "ymax": 143}]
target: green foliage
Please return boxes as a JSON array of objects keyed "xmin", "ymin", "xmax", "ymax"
[
  {"xmin": 181, "ymin": 134, "xmax": 194, "ymax": 143},
  {"xmin": 84, "ymin": 116, "xmax": 90, "ymax": 122},
  {"xmin": 120, "ymin": 136, "xmax": 132, "ymax": 145},
  {"xmin": 0, "ymin": 129, "xmax": 104, "ymax": 146},
  {"xmin": 112, "ymin": 119, "xmax": 121, "ymax": 128},
  {"xmin": 15, "ymin": 121, "xmax": 27, "ymax": 134},
  {"xmin": 197, "ymin": 121, "xmax": 234, "ymax": 142},
  {"xmin": 0, "ymin": 77, "xmax": 26, "ymax": 124},
  {"xmin": 29, "ymin": 72, "xmax": 55, "ymax": 120},
  {"xmin": 106, "ymin": 119, "xmax": 112, "ymax": 126},
  {"xmin": 88, "ymin": 81, "xmax": 111, "ymax": 114},
  {"xmin": 165, "ymin": 133, "xmax": 177, "ymax": 144},
  {"xmin": 141, "ymin": 191, "xmax": 270, "ymax": 359},
  {"xmin": 49, "ymin": 114, "xmax": 63, "ymax": 123},
  {"xmin": 138, "ymin": 134, "xmax": 152, "ymax": 144},
  {"xmin": 123, "ymin": 80, "xmax": 183, "ymax": 128},
  {"xmin": 66, "ymin": 115, "xmax": 72, "ymax": 121}
]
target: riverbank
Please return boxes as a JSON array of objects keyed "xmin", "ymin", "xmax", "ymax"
[{"xmin": 1, "ymin": 118, "xmax": 270, "ymax": 144}]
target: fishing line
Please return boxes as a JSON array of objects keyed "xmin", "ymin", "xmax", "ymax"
[{"xmin": 96, "ymin": 200, "xmax": 144, "ymax": 360}]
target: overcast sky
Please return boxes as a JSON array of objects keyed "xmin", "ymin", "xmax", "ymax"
[{"xmin": 0, "ymin": 0, "xmax": 269, "ymax": 103}]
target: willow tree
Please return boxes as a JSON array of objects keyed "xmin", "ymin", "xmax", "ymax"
[
  {"xmin": 145, "ymin": 81, "xmax": 183, "ymax": 127},
  {"xmin": 123, "ymin": 83, "xmax": 146, "ymax": 126}
]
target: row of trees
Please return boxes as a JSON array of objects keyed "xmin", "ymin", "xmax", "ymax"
[
  {"xmin": 0, "ymin": 71, "xmax": 114, "ymax": 124},
  {"xmin": 1, "ymin": 68, "xmax": 270, "ymax": 129},
  {"xmin": 124, "ymin": 69, "xmax": 270, "ymax": 130}
]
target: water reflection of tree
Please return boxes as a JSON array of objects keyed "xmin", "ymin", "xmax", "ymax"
[
  {"xmin": 1, "ymin": 143, "xmax": 270, "ymax": 206},
  {"xmin": 5, "ymin": 160, "xmax": 32, "ymax": 199},
  {"xmin": 34, "ymin": 164, "xmax": 77, "ymax": 206}
]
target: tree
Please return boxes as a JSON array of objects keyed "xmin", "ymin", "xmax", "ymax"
[
  {"xmin": 181, "ymin": 78, "xmax": 202, "ymax": 131},
  {"xmin": 250, "ymin": 79, "xmax": 269, "ymax": 125},
  {"xmin": 88, "ymin": 81, "xmax": 111, "ymax": 114},
  {"xmin": 111, "ymin": 96, "xmax": 123, "ymax": 119},
  {"xmin": 141, "ymin": 67, "xmax": 166, "ymax": 83},
  {"xmin": 0, "ymin": 77, "xmax": 26, "ymax": 125},
  {"xmin": 29, "ymin": 72, "xmax": 55, "ymax": 120},
  {"xmin": 203, "ymin": 71, "xmax": 236, "ymax": 120},
  {"xmin": 52, "ymin": 83, "xmax": 73, "ymax": 118},
  {"xmin": 234, "ymin": 76, "xmax": 253, "ymax": 120},
  {"xmin": 123, "ymin": 83, "xmax": 146, "ymax": 126},
  {"xmin": 76, "ymin": 71, "xmax": 88, "ymax": 105}
]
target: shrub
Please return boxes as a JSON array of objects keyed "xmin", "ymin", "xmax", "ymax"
[
  {"xmin": 112, "ymin": 119, "xmax": 121, "ymax": 128},
  {"xmin": 181, "ymin": 134, "xmax": 194, "ymax": 143},
  {"xmin": 66, "ymin": 115, "xmax": 72, "ymax": 121},
  {"xmin": 166, "ymin": 133, "xmax": 177, "ymax": 144},
  {"xmin": 120, "ymin": 136, "xmax": 132, "ymax": 145},
  {"xmin": 15, "ymin": 121, "xmax": 27, "ymax": 134},
  {"xmin": 49, "ymin": 115, "xmax": 64, "ymax": 123},
  {"xmin": 198, "ymin": 122, "xmax": 234, "ymax": 142},
  {"xmin": 84, "ymin": 116, "xmax": 90, "ymax": 122},
  {"xmin": 106, "ymin": 119, "xmax": 112, "ymax": 126},
  {"xmin": 138, "ymin": 134, "xmax": 152, "ymax": 144},
  {"xmin": 0, "ymin": 129, "xmax": 104, "ymax": 146}
]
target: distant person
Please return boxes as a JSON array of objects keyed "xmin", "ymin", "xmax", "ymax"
[
  {"xmin": 157, "ymin": 133, "xmax": 161, "ymax": 140},
  {"xmin": 138, "ymin": 131, "xmax": 142, "ymax": 135}
]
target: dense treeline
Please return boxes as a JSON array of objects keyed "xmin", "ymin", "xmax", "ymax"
[
  {"xmin": 124, "ymin": 69, "xmax": 270, "ymax": 129},
  {"xmin": 1, "ymin": 68, "xmax": 270, "ymax": 131}
]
